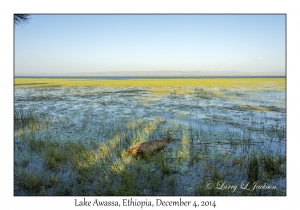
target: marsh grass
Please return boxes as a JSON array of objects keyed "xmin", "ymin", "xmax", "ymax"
[
  {"xmin": 44, "ymin": 146, "xmax": 69, "ymax": 169},
  {"xmin": 14, "ymin": 78, "xmax": 285, "ymax": 91},
  {"xmin": 154, "ymin": 153, "xmax": 175, "ymax": 175},
  {"xmin": 260, "ymin": 154, "xmax": 285, "ymax": 178},
  {"xmin": 14, "ymin": 78, "xmax": 286, "ymax": 196},
  {"xmin": 15, "ymin": 171, "xmax": 45, "ymax": 195},
  {"xmin": 248, "ymin": 155, "xmax": 259, "ymax": 183},
  {"xmin": 14, "ymin": 108, "xmax": 50, "ymax": 131}
]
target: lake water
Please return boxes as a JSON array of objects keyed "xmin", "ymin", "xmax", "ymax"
[{"xmin": 14, "ymin": 78, "xmax": 286, "ymax": 195}]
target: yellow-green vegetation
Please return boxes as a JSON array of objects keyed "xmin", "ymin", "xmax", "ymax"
[
  {"xmin": 15, "ymin": 77, "xmax": 285, "ymax": 90},
  {"xmin": 14, "ymin": 77, "xmax": 286, "ymax": 99}
]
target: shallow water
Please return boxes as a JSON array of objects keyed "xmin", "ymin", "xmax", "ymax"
[
  {"xmin": 14, "ymin": 85, "xmax": 286, "ymax": 154},
  {"xmin": 14, "ymin": 84, "xmax": 286, "ymax": 195}
]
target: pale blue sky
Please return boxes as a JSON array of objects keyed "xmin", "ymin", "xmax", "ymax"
[{"xmin": 14, "ymin": 14, "xmax": 285, "ymax": 76}]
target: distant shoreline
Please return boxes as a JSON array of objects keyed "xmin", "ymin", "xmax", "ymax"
[{"xmin": 14, "ymin": 76, "xmax": 286, "ymax": 79}]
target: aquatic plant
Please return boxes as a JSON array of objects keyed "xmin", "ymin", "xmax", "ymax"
[{"xmin": 14, "ymin": 77, "xmax": 286, "ymax": 196}]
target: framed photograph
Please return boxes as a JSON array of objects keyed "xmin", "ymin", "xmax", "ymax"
[{"xmin": 14, "ymin": 13, "xmax": 286, "ymax": 201}]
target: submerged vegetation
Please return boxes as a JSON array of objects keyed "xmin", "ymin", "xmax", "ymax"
[{"xmin": 14, "ymin": 77, "xmax": 286, "ymax": 195}]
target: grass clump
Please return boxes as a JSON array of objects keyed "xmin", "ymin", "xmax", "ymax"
[
  {"xmin": 14, "ymin": 108, "xmax": 50, "ymax": 131},
  {"xmin": 28, "ymin": 137, "xmax": 46, "ymax": 152},
  {"xmin": 260, "ymin": 155, "xmax": 284, "ymax": 177},
  {"xmin": 99, "ymin": 143, "xmax": 110, "ymax": 160},
  {"xmin": 248, "ymin": 155, "xmax": 259, "ymax": 183},
  {"xmin": 157, "ymin": 159, "xmax": 173, "ymax": 175},
  {"xmin": 167, "ymin": 176, "xmax": 176, "ymax": 195},
  {"xmin": 194, "ymin": 87, "xmax": 219, "ymax": 99},
  {"xmin": 15, "ymin": 171, "xmax": 45, "ymax": 195},
  {"xmin": 44, "ymin": 146, "xmax": 69, "ymax": 169},
  {"xmin": 114, "ymin": 170, "xmax": 139, "ymax": 196}
]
